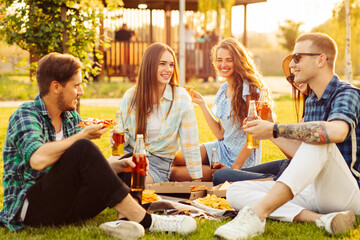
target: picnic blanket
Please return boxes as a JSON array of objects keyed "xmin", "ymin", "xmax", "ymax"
[{"xmin": 143, "ymin": 199, "xmax": 238, "ymax": 220}]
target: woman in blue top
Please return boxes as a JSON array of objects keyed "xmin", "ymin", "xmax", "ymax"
[
  {"xmin": 212, "ymin": 54, "xmax": 312, "ymax": 185},
  {"xmin": 171, "ymin": 38, "xmax": 267, "ymax": 181}
]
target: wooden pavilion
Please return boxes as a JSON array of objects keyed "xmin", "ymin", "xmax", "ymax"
[{"xmin": 103, "ymin": 0, "xmax": 266, "ymax": 81}]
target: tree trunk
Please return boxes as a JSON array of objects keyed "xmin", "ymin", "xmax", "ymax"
[
  {"xmin": 345, "ymin": 0, "xmax": 353, "ymax": 82},
  {"xmin": 61, "ymin": 4, "xmax": 68, "ymax": 54}
]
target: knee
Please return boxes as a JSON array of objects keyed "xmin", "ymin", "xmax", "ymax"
[
  {"xmin": 226, "ymin": 182, "xmax": 251, "ymax": 207},
  {"xmin": 69, "ymin": 139, "xmax": 96, "ymax": 152},
  {"xmin": 66, "ymin": 139, "xmax": 104, "ymax": 164},
  {"xmin": 213, "ymin": 169, "xmax": 228, "ymax": 186}
]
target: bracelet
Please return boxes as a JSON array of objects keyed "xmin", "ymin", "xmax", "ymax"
[{"xmin": 273, "ymin": 123, "xmax": 279, "ymax": 138}]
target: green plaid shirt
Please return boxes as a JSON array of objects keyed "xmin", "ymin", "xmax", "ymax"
[{"xmin": 0, "ymin": 94, "xmax": 81, "ymax": 231}]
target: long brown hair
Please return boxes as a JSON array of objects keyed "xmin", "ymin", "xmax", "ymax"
[
  {"xmin": 290, "ymin": 78, "xmax": 312, "ymax": 122},
  {"xmin": 130, "ymin": 42, "xmax": 180, "ymax": 137},
  {"xmin": 211, "ymin": 38, "xmax": 263, "ymax": 125}
]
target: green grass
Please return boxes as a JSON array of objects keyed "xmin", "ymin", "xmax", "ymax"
[
  {"xmin": 0, "ymin": 74, "xmax": 221, "ymax": 101},
  {"xmin": 0, "ymin": 101, "xmax": 359, "ymax": 239}
]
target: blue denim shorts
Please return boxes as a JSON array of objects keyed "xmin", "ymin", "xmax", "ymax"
[{"xmin": 125, "ymin": 146, "xmax": 173, "ymax": 183}]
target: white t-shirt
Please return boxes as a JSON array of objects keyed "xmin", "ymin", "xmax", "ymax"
[
  {"xmin": 147, "ymin": 106, "xmax": 162, "ymax": 141},
  {"xmin": 56, "ymin": 125, "xmax": 64, "ymax": 141}
]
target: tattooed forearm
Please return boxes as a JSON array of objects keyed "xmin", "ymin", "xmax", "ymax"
[{"xmin": 278, "ymin": 122, "xmax": 330, "ymax": 144}]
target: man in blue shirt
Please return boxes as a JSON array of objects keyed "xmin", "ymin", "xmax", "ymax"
[
  {"xmin": 215, "ymin": 33, "xmax": 360, "ymax": 239},
  {"xmin": 0, "ymin": 52, "xmax": 197, "ymax": 239}
]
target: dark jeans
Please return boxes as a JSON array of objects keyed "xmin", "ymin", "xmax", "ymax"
[
  {"xmin": 213, "ymin": 159, "xmax": 290, "ymax": 186},
  {"xmin": 23, "ymin": 139, "xmax": 136, "ymax": 227}
]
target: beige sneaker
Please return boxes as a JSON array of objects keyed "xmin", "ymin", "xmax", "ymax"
[
  {"xmin": 315, "ymin": 210, "xmax": 356, "ymax": 234},
  {"xmin": 214, "ymin": 206, "xmax": 265, "ymax": 240},
  {"xmin": 100, "ymin": 220, "xmax": 145, "ymax": 239}
]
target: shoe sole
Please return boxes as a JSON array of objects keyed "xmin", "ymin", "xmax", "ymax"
[
  {"xmin": 100, "ymin": 221, "xmax": 145, "ymax": 240},
  {"xmin": 331, "ymin": 211, "xmax": 356, "ymax": 234}
]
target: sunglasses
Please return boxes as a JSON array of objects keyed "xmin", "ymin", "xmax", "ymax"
[{"xmin": 291, "ymin": 53, "xmax": 322, "ymax": 64}]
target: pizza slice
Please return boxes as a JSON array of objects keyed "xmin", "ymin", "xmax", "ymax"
[{"xmin": 78, "ymin": 117, "xmax": 116, "ymax": 128}]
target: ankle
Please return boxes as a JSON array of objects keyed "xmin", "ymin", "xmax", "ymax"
[{"xmin": 251, "ymin": 206, "xmax": 266, "ymax": 222}]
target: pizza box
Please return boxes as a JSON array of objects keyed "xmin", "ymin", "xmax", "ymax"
[
  {"xmin": 145, "ymin": 182, "xmax": 213, "ymax": 194},
  {"xmin": 207, "ymin": 181, "xmax": 231, "ymax": 198}
]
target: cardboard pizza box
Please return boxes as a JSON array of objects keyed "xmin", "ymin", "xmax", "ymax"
[
  {"xmin": 145, "ymin": 182, "xmax": 213, "ymax": 194},
  {"xmin": 207, "ymin": 181, "xmax": 231, "ymax": 198}
]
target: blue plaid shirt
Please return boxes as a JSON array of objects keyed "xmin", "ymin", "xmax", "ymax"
[
  {"xmin": 0, "ymin": 94, "xmax": 82, "ymax": 230},
  {"xmin": 304, "ymin": 75, "xmax": 360, "ymax": 187}
]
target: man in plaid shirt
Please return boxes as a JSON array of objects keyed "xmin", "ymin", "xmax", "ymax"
[
  {"xmin": 214, "ymin": 33, "xmax": 360, "ymax": 239},
  {"xmin": 0, "ymin": 52, "xmax": 197, "ymax": 238}
]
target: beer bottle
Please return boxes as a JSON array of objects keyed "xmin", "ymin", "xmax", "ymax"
[
  {"xmin": 131, "ymin": 134, "xmax": 147, "ymax": 191},
  {"xmin": 257, "ymin": 87, "xmax": 272, "ymax": 120},
  {"xmin": 112, "ymin": 111, "xmax": 125, "ymax": 156},
  {"xmin": 211, "ymin": 148, "xmax": 220, "ymax": 174},
  {"xmin": 246, "ymin": 100, "xmax": 259, "ymax": 149}
]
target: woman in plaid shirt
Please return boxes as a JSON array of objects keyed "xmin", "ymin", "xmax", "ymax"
[{"xmin": 112, "ymin": 42, "xmax": 203, "ymax": 183}]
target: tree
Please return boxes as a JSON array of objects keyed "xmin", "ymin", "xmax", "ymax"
[
  {"xmin": 0, "ymin": 0, "xmax": 122, "ymax": 81},
  {"xmin": 198, "ymin": 0, "xmax": 235, "ymax": 38},
  {"xmin": 312, "ymin": 0, "xmax": 360, "ymax": 77},
  {"xmin": 345, "ymin": 0, "xmax": 353, "ymax": 82},
  {"xmin": 277, "ymin": 19, "xmax": 303, "ymax": 52}
]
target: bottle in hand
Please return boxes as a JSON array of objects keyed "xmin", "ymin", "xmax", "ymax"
[
  {"xmin": 211, "ymin": 148, "xmax": 220, "ymax": 174},
  {"xmin": 257, "ymin": 87, "xmax": 271, "ymax": 120},
  {"xmin": 112, "ymin": 111, "xmax": 125, "ymax": 156},
  {"xmin": 131, "ymin": 134, "xmax": 147, "ymax": 191},
  {"xmin": 246, "ymin": 100, "xmax": 259, "ymax": 149}
]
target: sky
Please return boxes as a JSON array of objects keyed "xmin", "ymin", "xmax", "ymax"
[{"xmin": 232, "ymin": 0, "xmax": 344, "ymax": 34}]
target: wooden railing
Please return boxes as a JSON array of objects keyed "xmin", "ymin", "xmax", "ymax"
[{"xmin": 103, "ymin": 41, "xmax": 217, "ymax": 81}]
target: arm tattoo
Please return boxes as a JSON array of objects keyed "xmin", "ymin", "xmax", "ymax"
[{"xmin": 278, "ymin": 122, "xmax": 330, "ymax": 144}]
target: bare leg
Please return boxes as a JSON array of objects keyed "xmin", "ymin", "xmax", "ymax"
[
  {"xmin": 250, "ymin": 182, "xmax": 324, "ymax": 223},
  {"xmin": 251, "ymin": 181, "xmax": 294, "ymax": 222},
  {"xmin": 170, "ymin": 145, "xmax": 212, "ymax": 181},
  {"xmin": 113, "ymin": 194, "xmax": 146, "ymax": 223},
  {"xmin": 293, "ymin": 209, "xmax": 323, "ymax": 222}
]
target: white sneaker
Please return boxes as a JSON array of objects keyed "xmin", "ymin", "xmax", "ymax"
[
  {"xmin": 214, "ymin": 206, "xmax": 265, "ymax": 240},
  {"xmin": 149, "ymin": 214, "xmax": 197, "ymax": 235},
  {"xmin": 99, "ymin": 220, "xmax": 145, "ymax": 239},
  {"xmin": 315, "ymin": 210, "xmax": 355, "ymax": 234}
]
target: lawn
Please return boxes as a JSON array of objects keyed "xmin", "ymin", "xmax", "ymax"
[{"xmin": 0, "ymin": 100, "xmax": 359, "ymax": 239}]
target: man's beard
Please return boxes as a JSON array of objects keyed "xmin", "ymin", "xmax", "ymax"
[{"xmin": 57, "ymin": 91, "xmax": 77, "ymax": 112}]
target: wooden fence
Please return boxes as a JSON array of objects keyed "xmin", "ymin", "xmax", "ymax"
[{"xmin": 103, "ymin": 41, "xmax": 217, "ymax": 81}]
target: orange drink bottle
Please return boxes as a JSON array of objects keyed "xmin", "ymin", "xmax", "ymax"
[
  {"xmin": 131, "ymin": 134, "xmax": 147, "ymax": 191},
  {"xmin": 257, "ymin": 87, "xmax": 271, "ymax": 120},
  {"xmin": 247, "ymin": 100, "xmax": 259, "ymax": 149},
  {"xmin": 112, "ymin": 111, "xmax": 125, "ymax": 156}
]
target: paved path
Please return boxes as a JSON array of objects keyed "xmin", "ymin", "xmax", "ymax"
[{"xmin": 0, "ymin": 77, "xmax": 291, "ymax": 108}]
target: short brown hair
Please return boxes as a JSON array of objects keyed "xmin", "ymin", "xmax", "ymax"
[
  {"xmin": 36, "ymin": 52, "xmax": 82, "ymax": 96},
  {"xmin": 296, "ymin": 33, "xmax": 337, "ymax": 70}
]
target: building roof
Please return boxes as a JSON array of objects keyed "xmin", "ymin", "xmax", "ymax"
[{"xmin": 122, "ymin": 0, "xmax": 266, "ymax": 11}]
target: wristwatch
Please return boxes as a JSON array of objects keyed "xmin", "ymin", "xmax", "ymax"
[{"xmin": 273, "ymin": 123, "xmax": 279, "ymax": 138}]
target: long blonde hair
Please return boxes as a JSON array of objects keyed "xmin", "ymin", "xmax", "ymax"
[
  {"xmin": 130, "ymin": 42, "xmax": 180, "ymax": 137},
  {"xmin": 211, "ymin": 38, "xmax": 263, "ymax": 125}
]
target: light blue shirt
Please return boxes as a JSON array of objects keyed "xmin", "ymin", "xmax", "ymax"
[{"xmin": 203, "ymin": 81, "xmax": 261, "ymax": 168}]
